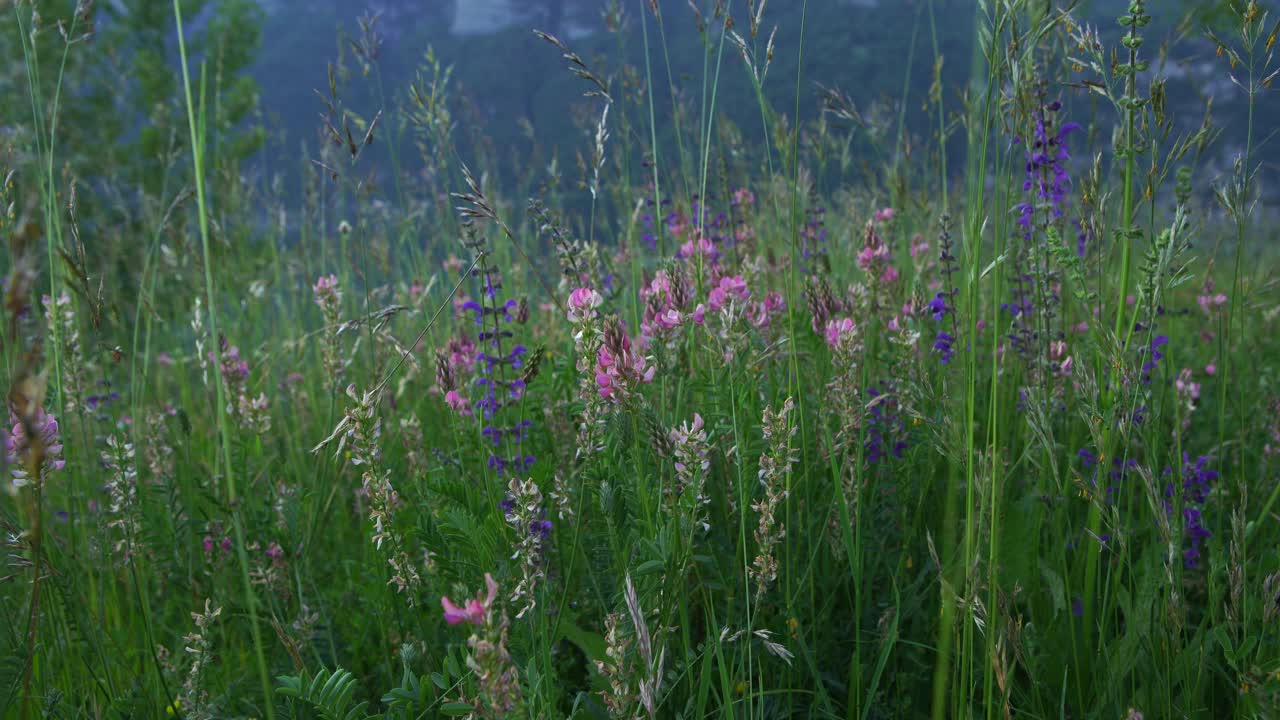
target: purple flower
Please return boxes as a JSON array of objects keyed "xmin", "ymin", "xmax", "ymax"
[
  {"xmin": 1162, "ymin": 454, "xmax": 1217, "ymax": 569},
  {"xmin": 933, "ymin": 332, "xmax": 956, "ymax": 365},
  {"xmin": 1140, "ymin": 335, "xmax": 1169, "ymax": 385},
  {"xmin": 927, "ymin": 292, "xmax": 950, "ymax": 321}
]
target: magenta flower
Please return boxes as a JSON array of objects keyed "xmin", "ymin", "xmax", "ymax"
[
  {"xmin": 824, "ymin": 317, "xmax": 857, "ymax": 349},
  {"xmin": 4, "ymin": 408, "xmax": 66, "ymax": 488},
  {"xmin": 595, "ymin": 325, "xmax": 655, "ymax": 402},
  {"xmin": 691, "ymin": 304, "xmax": 707, "ymax": 326},
  {"xmin": 656, "ymin": 309, "xmax": 682, "ymax": 330},
  {"xmin": 1197, "ymin": 292, "xmax": 1228, "ymax": 314},
  {"xmin": 874, "ymin": 207, "xmax": 896, "ymax": 223},
  {"xmin": 444, "ymin": 390, "xmax": 473, "ymax": 417},
  {"xmin": 567, "ymin": 287, "xmax": 604, "ymax": 323},
  {"xmin": 441, "ymin": 573, "xmax": 499, "ymax": 626}
]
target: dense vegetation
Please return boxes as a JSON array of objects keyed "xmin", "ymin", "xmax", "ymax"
[{"xmin": 2, "ymin": 0, "xmax": 1280, "ymax": 719}]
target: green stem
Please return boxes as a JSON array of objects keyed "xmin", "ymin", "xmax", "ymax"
[{"xmin": 172, "ymin": 3, "xmax": 276, "ymax": 717}]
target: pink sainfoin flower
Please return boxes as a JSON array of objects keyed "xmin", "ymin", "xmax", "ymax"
[
  {"xmin": 1198, "ymin": 293, "xmax": 1227, "ymax": 313},
  {"xmin": 446, "ymin": 335, "xmax": 478, "ymax": 375},
  {"xmin": 4, "ymin": 407, "xmax": 66, "ymax": 489},
  {"xmin": 733, "ymin": 187, "xmax": 756, "ymax": 206},
  {"xmin": 639, "ymin": 270, "xmax": 693, "ymax": 344},
  {"xmin": 856, "ymin": 220, "xmax": 897, "ymax": 284},
  {"xmin": 313, "ymin": 274, "xmax": 344, "ymax": 387},
  {"xmin": 910, "ymin": 235, "xmax": 931, "ymax": 259},
  {"xmin": 444, "ymin": 390, "xmax": 473, "ymax": 417},
  {"xmin": 567, "ymin": 287, "xmax": 604, "ymax": 324},
  {"xmin": 747, "ymin": 291, "xmax": 786, "ymax": 329},
  {"xmin": 312, "ymin": 274, "xmax": 342, "ymax": 313},
  {"xmin": 678, "ymin": 228, "xmax": 719, "ymax": 263},
  {"xmin": 707, "ymin": 275, "xmax": 750, "ymax": 313},
  {"xmin": 824, "ymin": 317, "xmax": 858, "ymax": 350},
  {"xmin": 442, "ymin": 255, "xmax": 465, "ymax": 274},
  {"xmin": 442, "ymin": 572, "xmax": 499, "ymax": 626},
  {"xmin": 211, "ymin": 341, "xmax": 250, "ymax": 382},
  {"xmin": 874, "ymin": 207, "xmax": 896, "ymax": 223},
  {"xmin": 1197, "ymin": 275, "xmax": 1227, "ymax": 315},
  {"xmin": 668, "ymin": 414, "xmax": 711, "ymax": 528},
  {"xmin": 1175, "ymin": 368, "xmax": 1201, "ymax": 403},
  {"xmin": 596, "ymin": 318, "xmax": 655, "ymax": 403}
]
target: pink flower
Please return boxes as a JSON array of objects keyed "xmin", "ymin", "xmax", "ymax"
[
  {"xmin": 733, "ymin": 187, "xmax": 756, "ymax": 206},
  {"xmin": 1175, "ymin": 368, "xmax": 1201, "ymax": 401},
  {"xmin": 1050, "ymin": 340, "xmax": 1067, "ymax": 361},
  {"xmin": 856, "ymin": 221, "xmax": 891, "ymax": 279},
  {"xmin": 692, "ymin": 304, "xmax": 707, "ymax": 326},
  {"xmin": 312, "ymin": 274, "xmax": 340, "ymax": 299},
  {"xmin": 656, "ymin": 309, "xmax": 682, "ymax": 330},
  {"xmin": 595, "ymin": 326, "xmax": 655, "ymax": 402},
  {"xmin": 203, "ymin": 536, "xmax": 215, "ymax": 554},
  {"xmin": 157, "ymin": 352, "xmax": 175, "ymax": 366},
  {"xmin": 444, "ymin": 390, "xmax": 472, "ymax": 417},
  {"xmin": 1059, "ymin": 356, "xmax": 1074, "ymax": 376},
  {"xmin": 707, "ymin": 286, "xmax": 728, "ymax": 312},
  {"xmin": 881, "ymin": 266, "xmax": 900, "ymax": 284},
  {"xmin": 441, "ymin": 573, "xmax": 499, "ymax": 626},
  {"xmin": 567, "ymin": 287, "xmax": 604, "ymax": 323},
  {"xmin": 1205, "ymin": 363, "xmax": 1216, "ymax": 376},
  {"xmin": 1197, "ymin": 292, "xmax": 1228, "ymax": 314},
  {"xmin": 874, "ymin": 207, "xmax": 896, "ymax": 223},
  {"xmin": 679, "ymin": 232, "xmax": 717, "ymax": 260},
  {"xmin": 910, "ymin": 236, "xmax": 931, "ymax": 259},
  {"xmin": 442, "ymin": 255, "xmax": 464, "ymax": 273},
  {"xmin": 824, "ymin": 317, "xmax": 857, "ymax": 349},
  {"xmin": 4, "ymin": 408, "xmax": 66, "ymax": 487},
  {"xmin": 719, "ymin": 275, "xmax": 749, "ymax": 299}
]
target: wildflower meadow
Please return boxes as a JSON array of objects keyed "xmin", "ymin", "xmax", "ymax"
[{"xmin": 2, "ymin": 0, "xmax": 1280, "ymax": 718}]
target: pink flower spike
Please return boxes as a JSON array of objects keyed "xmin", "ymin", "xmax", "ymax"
[
  {"xmin": 444, "ymin": 390, "xmax": 472, "ymax": 417},
  {"xmin": 442, "ymin": 574, "xmax": 499, "ymax": 626},
  {"xmin": 567, "ymin": 287, "xmax": 604, "ymax": 323},
  {"xmin": 441, "ymin": 596, "xmax": 474, "ymax": 626}
]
